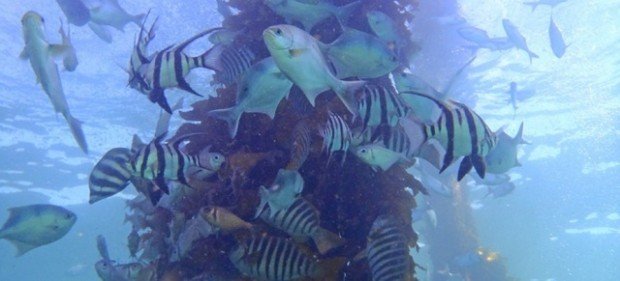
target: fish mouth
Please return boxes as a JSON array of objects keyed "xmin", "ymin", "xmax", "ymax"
[{"xmin": 263, "ymin": 28, "xmax": 291, "ymax": 50}]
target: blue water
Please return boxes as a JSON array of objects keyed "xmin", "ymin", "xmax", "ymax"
[{"xmin": 1, "ymin": 0, "xmax": 619, "ymax": 280}]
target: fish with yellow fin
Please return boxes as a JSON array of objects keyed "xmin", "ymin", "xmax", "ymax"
[{"xmin": 200, "ymin": 206, "xmax": 253, "ymax": 232}]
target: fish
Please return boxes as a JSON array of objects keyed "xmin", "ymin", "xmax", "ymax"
[
  {"xmin": 457, "ymin": 26, "xmax": 492, "ymax": 47},
  {"xmin": 89, "ymin": 0, "xmax": 145, "ymax": 31},
  {"xmin": 208, "ymin": 28, "xmax": 244, "ymax": 45},
  {"xmin": 200, "ymin": 206, "xmax": 253, "ymax": 232},
  {"xmin": 257, "ymin": 197, "xmax": 345, "ymax": 254},
  {"xmin": 154, "ymin": 97, "xmax": 183, "ymax": 139},
  {"xmin": 523, "ymin": 0, "xmax": 567, "ymax": 11},
  {"xmin": 508, "ymin": 82, "xmax": 518, "ymax": 113},
  {"xmin": 55, "ymin": 0, "xmax": 90, "ymax": 26},
  {"xmin": 286, "ymin": 120, "xmax": 312, "ymax": 170},
  {"xmin": 549, "ymin": 16, "xmax": 567, "ymax": 58},
  {"xmin": 366, "ymin": 10, "xmax": 401, "ymax": 50},
  {"xmin": 141, "ymin": 28, "xmax": 224, "ymax": 113},
  {"xmin": 0, "ymin": 204, "xmax": 76, "ymax": 256},
  {"xmin": 208, "ymin": 57, "xmax": 294, "ymax": 137},
  {"xmin": 130, "ymin": 133, "xmax": 226, "ymax": 195},
  {"xmin": 229, "ymin": 235, "xmax": 345, "ymax": 281},
  {"xmin": 357, "ymin": 84, "xmax": 410, "ymax": 133},
  {"xmin": 399, "ymin": 93, "xmax": 497, "ymax": 180},
  {"xmin": 264, "ymin": 0, "xmax": 361, "ymax": 31},
  {"xmin": 392, "ymin": 71, "xmax": 441, "ymax": 98},
  {"xmin": 320, "ymin": 111, "xmax": 352, "ymax": 165},
  {"xmin": 502, "ymin": 19, "xmax": 539, "ymax": 63},
  {"xmin": 95, "ymin": 235, "xmax": 146, "ymax": 281},
  {"xmin": 484, "ymin": 181, "xmax": 516, "ymax": 199},
  {"xmin": 410, "ymin": 158, "xmax": 454, "ymax": 197},
  {"xmin": 257, "ymin": 169, "xmax": 305, "ymax": 214},
  {"xmin": 412, "ymin": 198, "xmax": 437, "ymax": 228},
  {"xmin": 58, "ymin": 20, "xmax": 78, "ymax": 71},
  {"xmin": 127, "ymin": 228, "xmax": 140, "ymax": 258},
  {"xmin": 88, "ymin": 147, "xmax": 133, "ymax": 204},
  {"xmin": 212, "ymin": 45, "xmax": 256, "ymax": 86},
  {"xmin": 263, "ymin": 24, "xmax": 365, "ymax": 115},
  {"xmin": 352, "ymin": 142, "xmax": 410, "ymax": 172},
  {"xmin": 324, "ymin": 27, "xmax": 399, "ymax": 79},
  {"xmin": 360, "ymin": 215, "xmax": 416, "ymax": 281},
  {"xmin": 20, "ymin": 11, "xmax": 88, "ymax": 153},
  {"xmin": 352, "ymin": 124, "xmax": 417, "ymax": 172},
  {"xmin": 485, "ymin": 122, "xmax": 528, "ymax": 174},
  {"xmin": 488, "ymin": 37, "xmax": 515, "ymax": 50},
  {"xmin": 127, "ymin": 12, "xmax": 157, "ymax": 92}
]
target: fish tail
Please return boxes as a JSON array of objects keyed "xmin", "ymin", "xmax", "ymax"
[
  {"xmin": 515, "ymin": 122, "xmax": 530, "ymax": 144},
  {"xmin": 313, "ymin": 227, "xmax": 345, "ymax": 254},
  {"xmin": 399, "ymin": 117, "xmax": 427, "ymax": 155},
  {"xmin": 334, "ymin": 79, "xmax": 365, "ymax": 116},
  {"xmin": 528, "ymin": 50, "xmax": 539, "ymax": 63},
  {"xmin": 66, "ymin": 114, "xmax": 88, "ymax": 153},
  {"xmin": 197, "ymin": 44, "xmax": 225, "ymax": 72},
  {"xmin": 208, "ymin": 107, "xmax": 242, "ymax": 138},
  {"xmin": 132, "ymin": 13, "xmax": 146, "ymax": 26},
  {"xmin": 523, "ymin": 2, "xmax": 538, "ymax": 12}
]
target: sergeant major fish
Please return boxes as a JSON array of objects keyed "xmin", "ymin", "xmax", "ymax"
[
  {"xmin": 257, "ymin": 197, "xmax": 345, "ymax": 254},
  {"xmin": 0, "ymin": 204, "xmax": 76, "ymax": 256},
  {"xmin": 212, "ymin": 45, "xmax": 256, "ymax": 87},
  {"xmin": 208, "ymin": 57, "xmax": 294, "ymax": 138},
  {"xmin": 20, "ymin": 11, "xmax": 88, "ymax": 153},
  {"xmin": 357, "ymin": 84, "xmax": 410, "ymax": 133},
  {"xmin": 88, "ymin": 147, "xmax": 133, "ymax": 204},
  {"xmin": 140, "ymin": 28, "xmax": 224, "ymax": 113},
  {"xmin": 399, "ymin": 93, "xmax": 497, "ymax": 180},
  {"xmin": 229, "ymin": 235, "xmax": 345, "ymax": 281},
  {"xmin": 285, "ymin": 120, "xmax": 312, "ymax": 170},
  {"xmin": 263, "ymin": 24, "xmax": 365, "ymax": 115},
  {"xmin": 320, "ymin": 111, "xmax": 352, "ymax": 165}
]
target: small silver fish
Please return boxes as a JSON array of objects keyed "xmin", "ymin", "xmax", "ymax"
[
  {"xmin": 548, "ymin": 16, "xmax": 567, "ymax": 58},
  {"xmin": 502, "ymin": 19, "xmax": 539, "ymax": 63}
]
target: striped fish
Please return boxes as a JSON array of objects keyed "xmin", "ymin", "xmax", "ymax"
[
  {"xmin": 285, "ymin": 120, "xmax": 311, "ymax": 170},
  {"xmin": 357, "ymin": 84, "xmax": 409, "ymax": 133},
  {"xmin": 141, "ymin": 28, "xmax": 224, "ymax": 113},
  {"xmin": 320, "ymin": 112, "xmax": 352, "ymax": 165},
  {"xmin": 400, "ymin": 92, "xmax": 497, "ymax": 180},
  {"xmin": 229, "ymin": 235, "xmax": 345, "ymax": 281},
  {"xmin": 258, "ymin": 197, "xmax": 345, "ymax": 254},
  {"xmin": 130, "ymin": 133, "xmax": 225, "ymax": 194},
  {"xmin": 212, "ymin": 45, "xmax": 255, "ymax": 86},
  {"xmin": 127, "ymin": 12, "xmax": 157, "ymax": 92},
  {"xmin": 89, "ymin": 148, "xmax": 133, "ymax": 204},
  {"xmin": 366, "ymin": 215, "xmax": 416, "ymax": 281}
]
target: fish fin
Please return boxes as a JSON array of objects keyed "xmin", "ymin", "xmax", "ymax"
[
  {"xmin": 418, "ymin": 141, "xmax": 445, "ymax": 170},
  {"xmin": 88, "ymin": 22, "xmax": 113, "ymax": 43},
  {"xmin": 19, "ymin": 48, "xmax": 28, "ymax": 60},
  {"xmin": 515, "ymin": 122, "xmax": 530, "ymax": 144},
  {"xmin": 289, "ymin": 48, "xmax": 307, "ymax": 57},
  {"xmin": 472, "ymin": 155, "xmax": 486, "ymax": 179},
  {"xmin": 10, "ymin": 240, "xmax": 37, "ymax": 257},
  {"xmin": 65, "ymin": 114, "xmax": 88, "ymax": 153},
  {"xmin": 48, "ymin": 44, "xmax": 69, "ymax": 58},
  {"xmin": 132, "ymin": 13, "xmax": 146, "ymax": 27},
  {"xmin": 199, "ymin": 43, "xmax": 225, "ymax": 72},
  {"xmin": 335, "ymin": 0, "xmax": 362, "ymax": 25},
  {"xmin": 352, "ymin": 249, "xmax": 366, "ymax": 261},
  {"xmin": 255, "ymin": 186, "xmax": 269, "ymax": 219},
  {"xmin": 208, "ymin": 107, "xmax": 242, "ymax": 138},
  {"xmin": 131, "ymin": 134, "xmax": 146, "ymax": 153},
  {"xmin": 399, "ymin": 117, "xmax": 427, "ymax": 154},
  {"xmin": 528, "ymin": 50, "xmax": 539, "ymax": 64},
  {"xmin": 153, "ymin": 174, "xmax": 170, "ymax": 194},
  {"xmin": 515, "ymin": 160, "xmax": 522, "ymax": 167},
  {"xmin": 131, "ymin": 177, "xmax": 162, "ymax": 205},
  {"xmin": 148, "ymin": 88, "xmax": 172, "ymax": 114},
  {"xmin": 316, "ymin": 257, "xmax": 347, "ymax": 281},
  {"xmin": 523, "ymin": 2, "xmax": 538, "ymax": 12},
  {"xmin": 457, "ymin": 156, "xmax": 473, "ymax": 181},
  {"xmin": 176, "ymin": 77, "xmax": 202, "ymax": 97},
  {"xmin": 334, "ymin": 79, "xmax": 365, "ymax": 116},
  {"xmin": 313, "ymin": 228, "xmax": 345, "ymax": 254},
  {"xmin": 442, "ymin": 56, "xmax": 476, "ymax": 96}
]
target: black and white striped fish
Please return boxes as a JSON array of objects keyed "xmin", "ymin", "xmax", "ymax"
[
  {"xmin": 400, "ymin": 92, "xmax": 497, "ymax": 180},
  {"xmin": 141, "ymin": 28, "xmax": 224, "ymax": 113},
  {"xmin": 357, "ymin": 84, "xmax": 409, "ymax": 133},
  {"xmin": 127, "ymin": 12, "xmax": 157, "ymax": 92},
  {"xmin": 229, "ymin": 235, "xmax": 345, "ymax": 281},
  {"xmin": 130, "ymin": 133, "xmax": 225, "ymax": 194},
  {"xmin": 320, "ymin": 112, "xmax": 352, "ymax": 165},
  {"xmin": 89, "ymin": 148, "xmax": 133, "ymax": 204},
  {"xmin": 365, "ymin": 215, "xmax": 416, "ymax": 281},
  {"xmin": 257, "ymin": 197, "xmax": 345, "ymax": 254},
  {"xmin": 353, "ymin": 125, "xmax": 416, "ymax": 159},
  {"xmin": 212, "ymin": 45, "xmax": 255, "ymax": 86}
]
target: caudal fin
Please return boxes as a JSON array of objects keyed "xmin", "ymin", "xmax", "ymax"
[
  {"xmin": 523, "ymin": 2, "xmax": 538, "ymax": 12},
  {"xmin": 333, "ymin": 79, "xmax": 365, "ymax": 116},
  {"xmin": 399, "ymin": 117, "xmax": 427, "ymax": 155},
  {"xmin": 528, "ymin": 50, "xmax": 539, "ymax": 64},
  {"xmin": 335, "ymin": 1, "xmax": 362, "ymax": 25},
  {"xmin": 66, "ymin": 115, "xmax": 88, "ymax": 153},
  {"xmin": 199, "ymin": 44, "xmax": 225, "ymax": 72},
  {"xmin": 208, "ymin": 107, "xmax": 242, "ymax": 138},
  {"xmin": 514, "ymin": 121, "xmax": 530, "ymax": 144},
  {"xmin": 313, "ymin": 227, "xmax": 345, "ymax": 254}
]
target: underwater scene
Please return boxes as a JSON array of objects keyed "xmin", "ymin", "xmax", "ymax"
[{"xmin": 0, "ymin": 0, "xmax": 619, "ymax": 280}]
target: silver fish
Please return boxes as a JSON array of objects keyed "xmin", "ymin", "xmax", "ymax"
[
  {"xmin": 523, "ymin": 0, "xmax": 568, "ymax": 11},
  {"xmin": 502, "ymin": 19, "xmax": 539, "ymax": 63},
  {"xmin": 549, "ymin": 16, "xmax": 567, "ymax": 58},
  {"xmin": 58, "ymin": 20, "xmax": 78, "ymax": 71},
  {"xmin": 89, "ymin": 0, "xmax": 145, "ymax": 31},
  {"xmin": 264, "ymin": 0, "xmax": 361, "ymax": 31},
  {"xmin": 55, "ymin": 0, "xmax": 90, "ymax": 26},
  {"xmin": 485, "ymin": 122, "xmax": 528, "ymax": 174}
]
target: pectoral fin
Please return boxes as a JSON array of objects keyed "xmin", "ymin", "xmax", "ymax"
[
  {"xmin": 49, "ymin": 44, "xmax": 69, "ymax": 58},
  {"xmin": 19, "ymin": 48, "xmax": 29, "ymax": 60},
  {"xmin": 289, "ymin": 48, "xmax": 306, "ymax": 57},
  {"xmin": 10, "ymin": 240, "xmax": 37, "ymax": 257}
]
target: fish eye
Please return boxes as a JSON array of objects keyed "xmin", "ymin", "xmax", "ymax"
[
  {"xmin": 213, "ymin": 155, "xmax": 220, "ymax": 161},
  {"xmin": 360, "ymin": 148, "xmax": 368, "ymax": 154},
  {"xmin": 391, "ymin": 56, "xmax": 397, "ymax": 62},
  {"xmin": 275, "ymin": 28, "xmax": 282, "ymax": 35}
]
